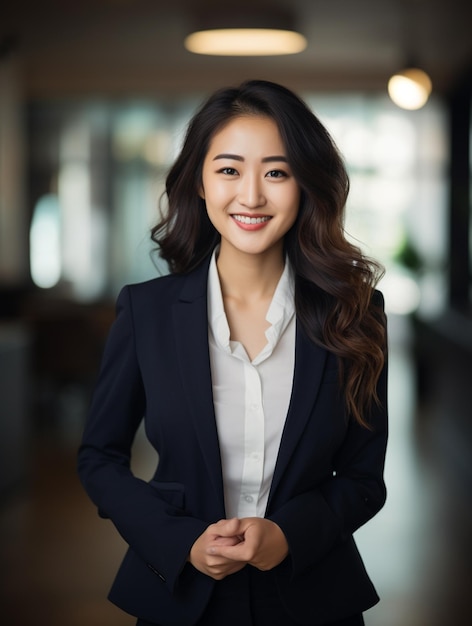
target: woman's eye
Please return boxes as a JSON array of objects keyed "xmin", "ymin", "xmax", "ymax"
[
  {"xmin": 218, "ymin": 167, "xmax": 238, "ymax": 176},
  {"xmin": 266, "ymin": 169, "xmax": 287, "ymax": 178}
]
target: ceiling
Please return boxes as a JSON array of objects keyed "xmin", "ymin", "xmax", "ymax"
[{"xmin": 1, "ymin": 0, "xmax": 471, "ymax": 98}]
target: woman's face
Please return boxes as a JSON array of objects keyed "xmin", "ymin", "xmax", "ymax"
[{"xmin": 200, "ymin": 115, "xmax": 300, "ymax": 260}]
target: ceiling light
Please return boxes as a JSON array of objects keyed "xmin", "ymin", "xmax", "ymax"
[
  {"xmin": 184, "ymin": 7, "xmax": 306, "ymax": 57},
  {"xmin": 185, "ymin": 28, "xmax": 306, "ymax": 56},
  {"xmin": 388, "ymin": 67, "xmax": 433, "ymax": 111}
]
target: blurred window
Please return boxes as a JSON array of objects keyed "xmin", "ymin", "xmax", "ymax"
[
  {"xmin": 307, "ymin": 94, "xmax": 447, "ymax": 316},
  {"xmin": 30, "ymin": 193, "xmax": 61, "ymax": 289},
  {"xmin": 28, "ymin": 94, "xmax": 448, "ymax": 315}
]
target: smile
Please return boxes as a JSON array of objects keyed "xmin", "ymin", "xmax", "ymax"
[{"xmin": 232, "ymin": 215, "xmax": 271, "ymax": 225}]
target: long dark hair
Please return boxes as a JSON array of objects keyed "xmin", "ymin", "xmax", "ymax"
[{"xmin": 152, "ymin": 80, "xmax": 386, "ymax": 427}]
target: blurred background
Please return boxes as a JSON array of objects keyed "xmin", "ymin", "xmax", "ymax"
[{"xmin": 0, "ymin": 1, "xmax": 471, "ymax": 624}]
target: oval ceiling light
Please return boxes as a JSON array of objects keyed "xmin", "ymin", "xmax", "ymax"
[
  {"xmin": 388, "ymin": 67, "xmax": 433, "ymax": 110},
  {"xmin": 184, "ymin": 6, "xmax": 306, "ymax": 57},
  {"xmin": 184, "ymin": 28, "xmax": 307, "ymax": 56}
]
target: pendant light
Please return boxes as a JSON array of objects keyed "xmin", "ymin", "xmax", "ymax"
[
  {"xmin": 388, "ymin": 66, "xmax": 433, "ymax": 110},
  {"xmin": 388, "ymin": 1, "xmax": 433, "ymax": 110},
  {"xmin": 184, "ymin": 7, "xmax": 306, "ymax": 56}
]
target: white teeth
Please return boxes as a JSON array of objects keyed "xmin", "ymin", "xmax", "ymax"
[{"xmin": 233, "ymin": 215, "xmax": 271, "ymax": 225}]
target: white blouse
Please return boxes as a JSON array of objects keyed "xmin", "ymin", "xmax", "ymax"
[{"xmin": 207, "ymin": 251, "xmax": 296, "ymax": 519}]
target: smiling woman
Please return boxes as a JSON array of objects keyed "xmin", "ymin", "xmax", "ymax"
[
  {"xmin": 200, "ymin": 115, "xmax": 300, "ymax": 262},
  {"xmin": 78, "ymin": 80, "xmax": 388, "ymax": 626}
]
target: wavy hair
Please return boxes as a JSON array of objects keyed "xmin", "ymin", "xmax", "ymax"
[{"xmin": 152, "ymin": 80, "xmax": 386, "ymax": 427}]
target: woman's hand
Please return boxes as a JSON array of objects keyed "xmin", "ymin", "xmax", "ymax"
[
  {"xmin": 188, "ymin": 518, "xmax": 246, "ymax": 580},
  {"xmin": 189, "ymin": 517, "xmax": 289, "ymax": 580},
  {"xmin": 209, "ymin": 518, "xmax": 289, "ymax": 571}
]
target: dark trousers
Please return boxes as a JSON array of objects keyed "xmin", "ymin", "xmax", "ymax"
[{"xmin": 136, "ymin": 566, "xmax": 365, "ymax": 626}]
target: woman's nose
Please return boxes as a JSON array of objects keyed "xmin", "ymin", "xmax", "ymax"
[{"xmin": 238, "ymin": 175, "xmax": 266, "ymax": 208}]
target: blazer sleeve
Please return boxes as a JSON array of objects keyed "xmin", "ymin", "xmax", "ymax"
[
  {"xmin": 269, "ymin": 297, "xmax": 388, "ymax": 578},
  {"xmin": 77, "ymin": 286, "xmax": 208, "ymax": 593}
]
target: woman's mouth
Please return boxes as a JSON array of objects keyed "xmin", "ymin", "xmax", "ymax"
[{"xmin": 231, "ymin": 214, "xmax": 272, "ymax": 230}]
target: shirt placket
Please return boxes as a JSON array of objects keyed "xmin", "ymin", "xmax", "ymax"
[{"xmin": 238, "ymin": 362, "xmax": 264, "ymax": 517}]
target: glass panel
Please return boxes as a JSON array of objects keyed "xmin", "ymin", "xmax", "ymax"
[
  {"xmin": 29, "ymin": 193, "xmax": 61, "ymax": 289},
  {"xmin": 28, "ymin": 94, "xmax": 448, "ymax": 315},
  {"xmin": 306, "ymin": 93, "xmax": 448, "ymax": 317}
]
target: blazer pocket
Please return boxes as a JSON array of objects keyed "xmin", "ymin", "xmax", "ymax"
[{"xmin": 149, "ymin": 480, "xmax": 185, "ymax": 509}]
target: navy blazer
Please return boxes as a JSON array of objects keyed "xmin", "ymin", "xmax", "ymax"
[{"xmin": 77, "ymin": 256, "xmax": 388, "ymax": 626}]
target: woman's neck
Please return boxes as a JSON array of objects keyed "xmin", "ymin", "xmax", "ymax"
[{"xmin": 215, "ymin": 245, "xmax": 285, "ymax": 304}]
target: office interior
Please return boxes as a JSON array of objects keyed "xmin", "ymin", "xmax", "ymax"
[{"xmin": 0, "ymin": 1, "xmax": 471, "ymax": 624}]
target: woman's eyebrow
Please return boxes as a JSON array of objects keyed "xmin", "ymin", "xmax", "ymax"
[
  {"xmin": 212, "ymin": 153, "xmax": 288, "ymax": 162},
  {"xmin": 213, "ymin": 153, "xmax": 244, "ymax": 161},
  {"xmin": 262, "ymin": 155, "xmax": 288, "ymax": 163}
]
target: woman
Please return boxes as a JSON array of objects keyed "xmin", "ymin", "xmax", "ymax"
[{"xmin": 78, "ymin": 80, "xmax": 388, "ymax": 626}]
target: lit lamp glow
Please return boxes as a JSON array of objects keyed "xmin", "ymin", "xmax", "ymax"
[
  {"xmin": 184, "ymin": 28, "xmax": 307, "ymax": 56},
  {"xmin": 388, "ymin": 67, "xmax": 432, "ymax": 110}
]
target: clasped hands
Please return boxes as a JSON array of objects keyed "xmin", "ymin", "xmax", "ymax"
[{"xmin": 189, "ymin": 517, "xmax": 289, "ymax": 580}]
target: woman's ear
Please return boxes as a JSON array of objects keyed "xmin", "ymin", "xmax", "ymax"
[{"xmin": 198, "ymin": 185, "xmax": 205, "ymax": 199}]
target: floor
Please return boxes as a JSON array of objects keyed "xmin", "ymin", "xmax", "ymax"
[{"xmin": 1, "ymin": 315, "xmax": 472, "ymax": 625}]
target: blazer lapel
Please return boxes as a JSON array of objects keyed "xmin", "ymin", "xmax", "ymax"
[
  {"xmin": 268, "ymin": 324, "xmax": 328, "ymax": 504},
  {"xmin": 172, "ymin": 259, "xmax": 226, "ymax": 516}
]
